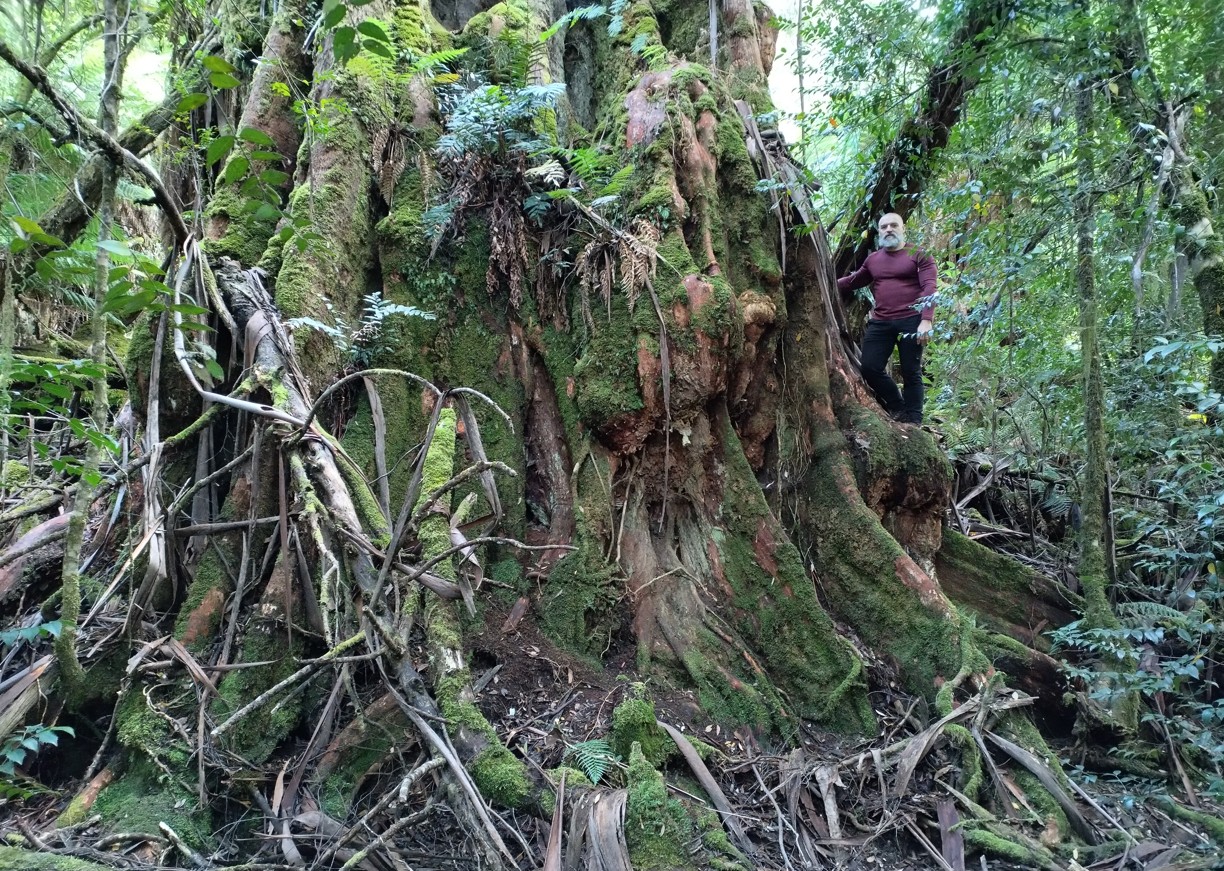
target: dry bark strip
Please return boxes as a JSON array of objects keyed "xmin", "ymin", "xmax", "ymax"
[{"xmin": 657, "ymin": 719, "xmax": 752, "ymax": 857}]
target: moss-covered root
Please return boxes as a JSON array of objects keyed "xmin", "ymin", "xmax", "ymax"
[
  {"xmin": 936, "ymin": 528, "xmax": 1083, "ymax": 650},
  {"xmin": 624, "ymin": 742, "xmax": 692, "ymax": 870},
  {"xmin": 1156, "ymin": 796, "xmax": 1224, "ymax": 845},
  {"xmin": 610, "ymin": 686, "xmax": 672, "ymax": 766},
  {"xmin": 415, "ymin": 407, "xmax": 529, "ymax": 807},
  {"xmin": 962, "ymin": 824, "xmax": 1061, "ymax": 871}
]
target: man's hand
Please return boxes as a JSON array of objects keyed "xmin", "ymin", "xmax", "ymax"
[{"xmin": 917, "ymin": 319, "xmax": 933, "ymax": 345}]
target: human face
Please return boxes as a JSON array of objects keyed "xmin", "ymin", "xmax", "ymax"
[{"xmin": 877, "ymin": 213, "xmax": 906, "ymax": 250}]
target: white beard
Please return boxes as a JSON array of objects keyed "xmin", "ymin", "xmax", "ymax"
[{"xmin": 878, "ymin": 233, "xmax": 905, "ymax": 250}]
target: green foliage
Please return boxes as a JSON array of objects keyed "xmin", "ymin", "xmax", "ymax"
[
  {"xmin": 0, "ymin": 725, "xmax": 74, "ymax": 800},
  {"xmin": 0, "ymin": 619, "xmax": 62, "ymax": 647},
  {"xmin": 563, "ymin": 738, "xmax": 617, "ymax": 784},
  {"xmin": 287, "ymin": 291, "xmax": 434, "ymax": 369}
]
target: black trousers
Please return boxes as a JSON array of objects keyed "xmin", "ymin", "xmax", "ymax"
[{"xmin": 860, "ymin": 315, "xmax": 924, "ymax": 424}]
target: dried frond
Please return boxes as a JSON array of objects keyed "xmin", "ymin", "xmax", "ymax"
[
  {"xmin": 370, "ymin": 125, "xmax": 391, "ymax": 175},
  {"xmin": 418, "ymin": 152, "xmax": 435, "ymax": 209},
  {"xmin": 487, "ymin": 198, "xmax": 528, "ymax": 308},
  {"xmin": 378, "ymin": 135, "xmax": 407, "ymax": 208}
]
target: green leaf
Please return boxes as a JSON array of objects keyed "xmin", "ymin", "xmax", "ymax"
[
  {"xmin": 363, "ymin": 39, "xmax": 393, "ymax": 59},
  {"xmin": 333, "ymin": 26, "xmax": 358, "ymax": 61},
  {"xmin": 12, "ymin": 216, "xmax": 45, "ymax": 236},
  {"xmin": 176, "ymin": 92, "xmax": 209, "ymax": 113},
  {"xmin": 323, "ymin": 3, "xmax": 347, "ymax": 29},
  {"xmin": 222, "ymin": 156, "xmax": 250, "ymax": 184},
  {"xmin": 206, "ymin": 135, "xmax": 235, "ymax": 166},
  {"xmin": 258, "ymin": 169, "xmax": 290, "ymax": 186},
  {"xmin": 205, "ymin": 358, "xmax": 225, "ymax": 381},
  {"xmin": 251, "ymin": 150, "xmax": 283, "ymax": 161},
  {"xmin": 169, "ymin": 303, "xmax": 210, "ymax": 316},
  {"xmin": 356, "ymin": 20, "xmax": 390, "ymax": 41},
  {"xmin": 253, "ymin": 203, "xmax": 282, "ymax": 220},
  {"xmin": 210, "ymin": 71, "xmax": 242, "ymax": 89},
  {"xmin": 97, "ymin": 240, "xmax": 132, "ymax": 256},
  {"xmin": 202, "ymin": 55, "xmax": 238, "ymax": 74},
  {"xmin": 239, "ymin": 127, "xmax": 277, "ymax": 148}
]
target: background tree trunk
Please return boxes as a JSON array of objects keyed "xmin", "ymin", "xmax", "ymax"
[{"xmin": 0, "ymin": 0, "xmax": 1095, "ymax": 866}]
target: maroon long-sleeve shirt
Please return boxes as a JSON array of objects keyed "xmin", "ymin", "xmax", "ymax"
[{"xmin": 837, "ymin": 246, "xmax": 937, "ymax": 322}]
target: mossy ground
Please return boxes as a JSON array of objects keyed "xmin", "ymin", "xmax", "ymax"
[
  {"xmin": 0, "ymin": 847, "xmax": 117, "ymax": 871},
  {"xmin": 91, "ymin": 758, "xmax": 213, "ymax": 850},
  {"xmin": 624, "ymin": 742, "xmax": 691, "ymax": 869}
]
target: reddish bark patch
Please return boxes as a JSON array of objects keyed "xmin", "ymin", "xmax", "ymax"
[
  {"xmin": 625, "ymin": 71, "xmax": 672, "ymax": 147},
  {"xmin": 180, "ymin": 587, "xmax": 226, "ymax": 647},
  {"xmin": 893, "ymin": 554, "xmax": 955, "ymax": 618},
  {"xmin": 684, "ymin": 273, "xmax": 712, "ymax": 311},
  {"xmin": 754, "ymin": 518, "xmax": 778, "ymax": 578},
  {"xmin": 707, "ymin": 538, "xmax": 734, "ymax": 600},
  {"xmin": 59, "ymin": 767, "xmax": 114, "ymax": 825}
]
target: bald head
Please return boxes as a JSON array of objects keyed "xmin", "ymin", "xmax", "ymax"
[{"xmin": 877, "ymin": 213, "xmax": 906, "ymax": 250}]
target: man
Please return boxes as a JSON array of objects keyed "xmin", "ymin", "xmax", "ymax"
[{"xmin": 837, "ymin": 212, "xmax": 936, "ymax": 425}]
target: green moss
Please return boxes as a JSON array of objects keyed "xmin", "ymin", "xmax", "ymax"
[
  {"xmin": 394, "ymin": 1, "xmax": 445, "ymax": 54},
  {"xmin": 211, "ymin": 624, "xmax": 305, "ymax": 764},
  {"xmin": 1, "ymin": 460, "xmax": 29, "ymax": 488},
  {"xmin": 0, "ymin": 846, "xmax": 119, "ymax": 870},
  {"xmin": 115, "ymin": 690, "xmax": 170, "ymax": 753},
  {"xmin": 611, "ymin": 689, "xmax": 671, "ymax": 766},
  {"xmin": 469, "ymin": 744, "xmax": 530, "ymax": 807},
  {"xmin": 203, "ymin": 182, "xmax": 278, "ymax": 266},
  {"xmin": 540, "ymin": 534, "xmax": 620, "ymax": 656},
  {"xmin": 1156, "ymin": 796, "xmax": 1224, "ymax": 844},
  {"xmin": 675, "ymin": 629, "xmax": 779, "ymax": 730},
  {"xmin": 174, "ymin": 548, "xmax": 231, "ymax": 649},
  {"xmin": 624, "ymin": 742, "xmax": 691, "ymax": 869},
  {"xmin": 714, "ymin": 418, "xmax": 874, "ymax": 732},
  {"xmin": 93, "ymin": 759, "xmax": 213, "ymax": 850},
  {"xmin": 799, "ymin": 425, "xmax": 968, "ymax": 700},
  {"xmin": 962, "ymin": 826, "xmax": 1049, "ymax": 865},
  {"xmin": 418, "ymin": 407, "xmax": 457, "ymax": 570},
  {"xmin": 695, "ymin": 808, "xmax": 749, "ymax": 869},
  {"xmin": 573, "ymin": 292, "xmax": 644, "ymax": 431}
]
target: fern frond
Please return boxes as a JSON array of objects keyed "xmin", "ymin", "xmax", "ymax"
[
  {"xmin": 1117, "ymin": 601, "xmax": 1189, "ymax": 626},
  {"xmin": 564, "ymin": 738, "xmax": 615, "ymax": 785},
  {"xmin": 600, "ymin": 164, "xmax": 635, "ymax": 197}
]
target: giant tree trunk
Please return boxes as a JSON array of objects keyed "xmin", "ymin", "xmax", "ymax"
[{"xmin": 0, "ymin": 1, "xmax": 1092, "ymax": 867}]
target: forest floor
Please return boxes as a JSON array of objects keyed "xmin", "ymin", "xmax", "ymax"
[{"xmin": 1, "ymin": 597, "xmax": 1221, "ymax": 870}]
